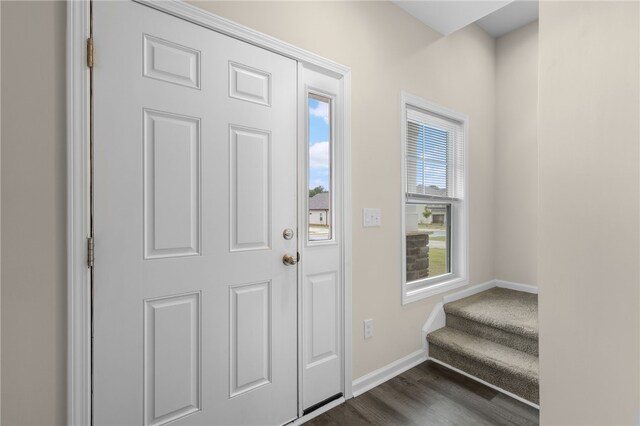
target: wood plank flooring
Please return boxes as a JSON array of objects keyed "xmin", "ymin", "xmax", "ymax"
[{"xmin": 304, "ymin": 360, "xmax": 539, "ymax": 426}]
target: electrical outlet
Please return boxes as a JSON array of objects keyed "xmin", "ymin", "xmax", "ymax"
[{"xmin": 364, "ymin": 318, "xmax": 374, "ymax": 339}]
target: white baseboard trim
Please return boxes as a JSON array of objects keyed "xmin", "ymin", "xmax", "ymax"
[
  {"xmin": 443, "ymin": 279, "xmax": 495, "ymax": 304},
  {"xmin": 495, "ymin": 279, "xmax": 538, "ymax": 294},
  {"xmin": 442, "ymin": 279, "xmax": 537, "ymax": 305},
  {"xmin": 291, "ymin": 397, "xmax": 345, "ymax": 425},
  {"xmin": 429, "ymin": 358, "xmax": 540, "ymax": 409},
  {"xmin": 351, "ymin": 349, "xmax": 427, "ymax": 397}
]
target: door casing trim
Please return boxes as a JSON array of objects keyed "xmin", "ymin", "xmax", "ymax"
[
  {"xmin": 67, "ymin": 1, "xmax": 91, "ymax": 424},
  {"xmin": 67, "ymin": 1, "xmax": 352, "ymax": 424}
]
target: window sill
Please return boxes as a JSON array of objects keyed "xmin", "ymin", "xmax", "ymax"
[{"xmin": 402, "ymin": 276, "xmax": 468, "ymax": 305}]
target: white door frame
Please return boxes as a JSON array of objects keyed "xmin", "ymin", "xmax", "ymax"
[{"xmin": 66, "ymin": 1, "xmax": 352, "ymax": 424}]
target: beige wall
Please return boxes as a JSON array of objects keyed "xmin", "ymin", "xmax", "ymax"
[
  {"xmin": 1, "ymin": 1, "xmax": 67, "ymax": 425},
  {"xmin": 538, "ymin": 2, "xmax": 640, "ymax": 424},
  {"xmin": 494, "ymin": 21, "xmax": 538, "ymax": 285},
  {"xmin": 189, "ymin": 1, "xmax": 497, "ymax": 378}
]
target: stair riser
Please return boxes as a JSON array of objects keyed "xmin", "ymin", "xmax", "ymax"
[
  {"xmin": 429, "ymin": 345, "xmax": 539, "ymax": 404},
  {"xmin": 446, "ymin": 315, "xmax": 538, "ymax": 356}
]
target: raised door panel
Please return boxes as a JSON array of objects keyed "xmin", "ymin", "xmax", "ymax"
[
  {"xmin": 302, "ymin": 269, "xmax": 342, "ymax": 409},
  {"xmin": 229, "ymin": 126, "xmax": 271, "ymax": 252},
  {"xmin": 304, "ymin": 272, "xmax": 339, "ymax": 368},
  {"xmin": 144, "ymin": 110, "xmax": 201, "ymax": 259},
  {"xmin": 144, "ymin": 293, "xmax": 201, "ymax": 426},
  {"xmin": 229, "ymin": 62, "xmax": 271, "ymax": 106},
  {"xmin": 229, "ymin": 281, "xmax": 272, "ymax": 397},
  {"xmin": 143, "ymin": 34, "xmax": 201, "ymax": 89}
]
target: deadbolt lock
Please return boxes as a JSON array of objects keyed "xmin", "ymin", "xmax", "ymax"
[{"xmin": 282, "ymin": 228, "xmax": 294, "ymax": 240}]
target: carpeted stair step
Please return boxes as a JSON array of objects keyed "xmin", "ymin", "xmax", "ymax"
[
  {"xmin": 428, "ymin": 327, "xmax": 539, "ymax": 404},
  {"xmin": 444, "ymin": 287, "xmax": 538, "ymax": 355},
  {"xmin": 445, "ymin": 315, "xmax": 538, "ymax": 356}
]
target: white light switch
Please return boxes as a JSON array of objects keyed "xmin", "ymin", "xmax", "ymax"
[{"xmin": 363, "ymin": 208, "xmax": 381, "ymax": 227}]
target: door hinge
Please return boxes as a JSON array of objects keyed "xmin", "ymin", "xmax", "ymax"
[
  {"xmin": 87, "ymin": 236, "xmax": 95, "ymax": 268},
  {"xmin": 86, "ymin": 37, "xmax": 94, "ymax": 68}
]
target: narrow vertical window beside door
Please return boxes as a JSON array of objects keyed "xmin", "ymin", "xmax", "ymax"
[{"xmin": 308, "ymin": 95, "xmax": 332, "ymax": 242}]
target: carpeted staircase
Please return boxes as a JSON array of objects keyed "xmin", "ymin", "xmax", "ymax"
[{"xmin": 427, "ymin": 287, "xmax": 539, "ymax": 404}]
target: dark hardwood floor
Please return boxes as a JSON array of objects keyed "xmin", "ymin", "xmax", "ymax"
[{"xmin": 304, "ymin": 360, "xmax": 539, "ymax": 426}]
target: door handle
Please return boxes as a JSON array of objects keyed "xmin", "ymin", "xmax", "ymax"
[{"xmin": 282, "ymin": 253, "xmax": 300, "ymax": 266}]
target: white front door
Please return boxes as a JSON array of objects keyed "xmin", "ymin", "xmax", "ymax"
[{"xmin": 93, "ymin": 2, "xmax": 297, "ymax": 424}]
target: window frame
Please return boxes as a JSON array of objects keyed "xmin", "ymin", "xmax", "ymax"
[
  {"xmin": 400, "ymin": 92, "xmax": 469, "ymax": 305},
  {"xmin": 306, "ymin": 89, "xmax": 337, "ymax": 246}
]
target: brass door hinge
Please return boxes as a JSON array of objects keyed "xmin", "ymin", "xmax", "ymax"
[
  {"xmin": 86, "ymin": 37, "xmax": 94, "ymax": 68},
  {"xmin": 87, "ymin": 237, "xmax": 95, "ymax": 268}
]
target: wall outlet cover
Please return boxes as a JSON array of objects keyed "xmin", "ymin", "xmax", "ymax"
[
  {"xmin": 364, "ymin": 318, "xmax": 374, "ymax": 339},
  {"xmin": 363, "ymin": 208, "xmax": 381, "ymax": 227}
]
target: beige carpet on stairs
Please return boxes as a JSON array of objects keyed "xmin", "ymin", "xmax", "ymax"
[{"xmin": 427, "ymin": 287, "xmax": 539, "ymax": 404}]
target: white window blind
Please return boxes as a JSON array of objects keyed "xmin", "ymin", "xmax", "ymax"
[{"xmin": 406, "ymin": 106, "xmax": 465, "ymax": 202}]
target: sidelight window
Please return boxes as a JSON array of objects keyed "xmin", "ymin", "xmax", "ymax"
[{"xmin": 308, "ymin": 94, "xmax": 332, "ymax": 242}]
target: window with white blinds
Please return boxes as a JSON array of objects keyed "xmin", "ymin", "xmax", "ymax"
[
  {"xmin": 406, "ymin": 106, "xmax": 465, "ymax": 202},
  {"xmin": 401, "ymin": 92, "xmax": 468, "ymax": 304}
]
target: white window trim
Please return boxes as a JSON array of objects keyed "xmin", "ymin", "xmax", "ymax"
[
  {"xmin": 305, "ymin": 88, "xmax": 337, "ymax": 247},
  {"xmin": 400, "ymin": 92, "xmax": 469, "ymax": 305}
]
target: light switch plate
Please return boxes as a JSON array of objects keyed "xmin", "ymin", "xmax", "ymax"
[{"xmin": 363, "ymin": 208, "xmax": 381, "ymax": 227}]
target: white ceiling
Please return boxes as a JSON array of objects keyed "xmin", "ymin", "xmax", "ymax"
[
  {"xmin": 476, "ymin": 0, "xmax": 538, "ymax": 37},
  {"xmin": 392, "ymin": 0, "xmax": 539, "ymax": 38}
]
